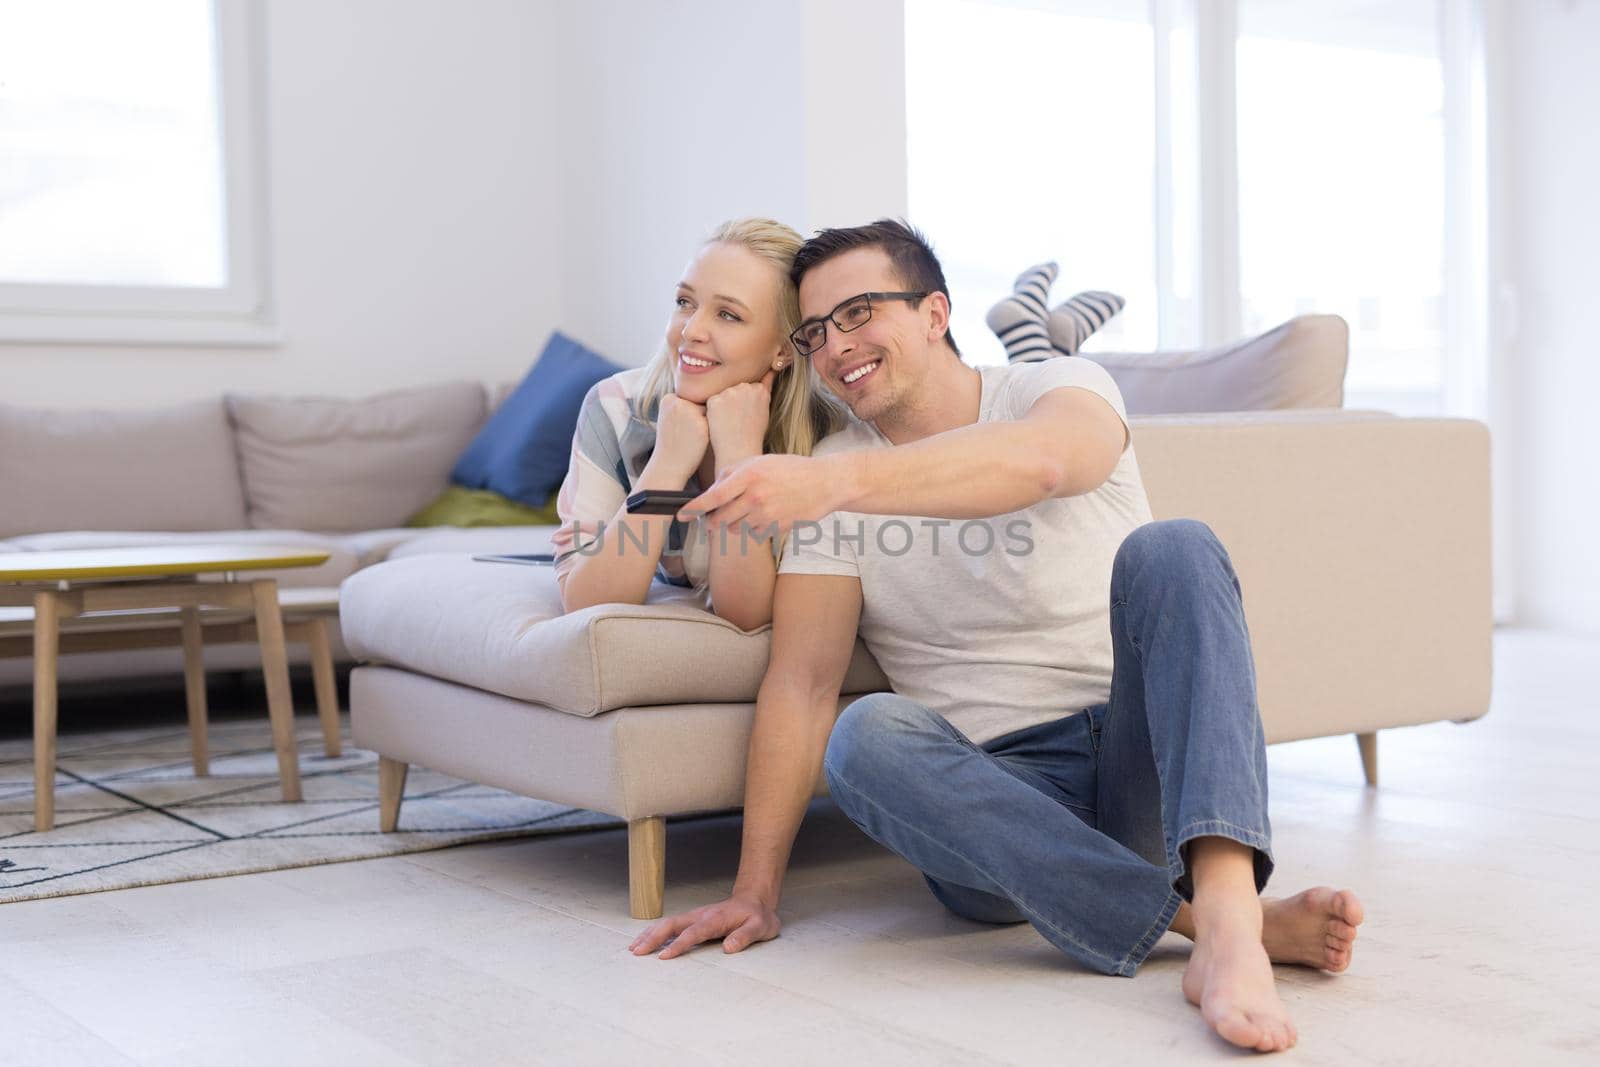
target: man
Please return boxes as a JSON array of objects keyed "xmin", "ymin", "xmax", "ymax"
[{"xmin": 630, "ymin": 220, "xmax": 1363, "ymax": 1054}]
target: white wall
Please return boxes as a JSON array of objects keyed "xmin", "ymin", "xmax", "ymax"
[
  {"xmin": 1, "ymin": 0, "xmax": 566, "ymax": 408},
  {"xmin": 0, "ymin": 0, "xmax": 909, "ymax": 404},
  {"xmin": 555, "ymin": 0, "xmax": 907, "ymax": 366},
  {"xmin": 1507, "ymin": 0, "xmax": 1600, "ymax": 635},
  {"xmin": 551, "ymin": 0, "xmax": 809, "ymax": 365},
  {"xmin": 800, "ymin": 0, "xmax": 909, "ymax": 233}
]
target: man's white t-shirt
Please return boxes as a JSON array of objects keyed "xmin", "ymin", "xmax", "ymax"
[{"xmin": 779, "ymin": 358, "xmax": 1154, "ymax": 746}]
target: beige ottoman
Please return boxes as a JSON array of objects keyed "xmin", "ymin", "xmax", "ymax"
[{"xmin": 339, "ymin": 554, "xmax": 885, "ymax": 918}]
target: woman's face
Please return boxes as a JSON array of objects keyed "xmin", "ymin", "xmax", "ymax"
[{"xmin": 666, "ymin": 241, "xmax": 789, "ymax": 404}]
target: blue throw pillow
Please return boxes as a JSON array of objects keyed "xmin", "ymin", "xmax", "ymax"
[{"xmin": 452, "ymin": 332, "xmax": 623, "ymax": 506}]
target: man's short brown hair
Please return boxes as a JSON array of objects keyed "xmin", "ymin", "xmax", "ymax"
[{"xmin": 790, "ymin": 218, "xmax": 960, "ymax": 357}]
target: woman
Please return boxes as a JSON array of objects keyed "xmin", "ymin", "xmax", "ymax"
[{"xmin": 552, "ymin": 217, "xmax": 840, "ymax": 629}]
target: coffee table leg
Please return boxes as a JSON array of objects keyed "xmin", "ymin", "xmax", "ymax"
[
  {"xmin": 32, "ymin": 591, "xmax": 60, "ymax": 833},
  {"xmin": 306, "ymin": 617, "xmax": 342, "ymax": 758},
  {"xmin": 250, "ymin": 579, "xmax": 302, "ymax": 802},
  {"xmin": 181, "ymin": 606, "xmax": 209, "ymax": 776}
]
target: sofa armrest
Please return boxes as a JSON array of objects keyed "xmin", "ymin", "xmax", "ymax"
[{"xmin": 1130, "ymin": 411, "xmax": 1492, "ymax": 742}]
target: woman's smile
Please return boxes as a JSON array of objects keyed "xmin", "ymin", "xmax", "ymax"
[{"xmin": 677, "ymin": 350, "xmax": 722, "ymax": 374}]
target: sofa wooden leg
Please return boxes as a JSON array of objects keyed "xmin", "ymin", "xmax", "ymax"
[
  {"xmin": 1356, "ymin": 731, "xmax": 1378, "ymax": 786},
  {"xmin": 378, "ymin": 756, "xmax": 408, "ymax": 832},
  {"xmin": 628, "ymin": 817, "xmax": 666, "ymax": 920}
]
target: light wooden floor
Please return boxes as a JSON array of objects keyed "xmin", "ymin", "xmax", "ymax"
[{"xmin": 2, "ymin": 628, "xmax": 1596, "ymax": 1065}]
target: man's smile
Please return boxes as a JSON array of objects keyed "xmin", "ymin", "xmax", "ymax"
[{"xmin": 837, "ymin": 357, "xmax": 882, "ymax": 389}]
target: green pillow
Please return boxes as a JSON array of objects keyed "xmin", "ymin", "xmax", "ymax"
[{"xmin": 407, "ymin": 485, "xmax": 560, "ymax": 527}]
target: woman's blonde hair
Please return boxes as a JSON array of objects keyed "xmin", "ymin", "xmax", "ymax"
[{"xmin": 635, "ymin": 217, "xmax": 843, "ymax": 459}]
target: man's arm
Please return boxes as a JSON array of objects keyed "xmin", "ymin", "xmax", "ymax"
[
  {"xmin": 629, "ymin": 571, "xmax": 864, "ymax": 959},
  {"xmin": 833, "ymin": 386, "xmax": 1127, "ymax": 515},
  {"xmin": 686, "ymin": 386, "xmax": 1128, "ymax": 532}
]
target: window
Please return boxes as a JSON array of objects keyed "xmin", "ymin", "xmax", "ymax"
[
  {"xmin": 906, "ymin": 0, "xmax": 1161, "ymax": 361},
  {"xmin": 906, "ymin": 0, "xmax": 1490, "ymax": 421},
  {"xmin": 0, "ymin": 0, "xmax": 271, "ymax": 344},
  {"xmin": 1236, "ymin": 0, "xmax": 1451, "ymax": 414}
]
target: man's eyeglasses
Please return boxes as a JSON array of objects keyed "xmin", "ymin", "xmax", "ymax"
[{"xmin": 789, "ymin": 291, "xmax": 928, "ymax": 357}]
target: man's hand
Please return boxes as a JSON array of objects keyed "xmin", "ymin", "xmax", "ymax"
[
  {"xmin": 681, "ymin": 453, "xmax": 845, "ymax": 538},
  {"xmin": 628, "ymin": 892, "xmax": 781, "ymax": 960}
]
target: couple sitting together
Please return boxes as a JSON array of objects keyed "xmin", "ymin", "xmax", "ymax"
[{"xmin": 550, "ymin": 217, "xmax": 1363, "ymax": 1055}]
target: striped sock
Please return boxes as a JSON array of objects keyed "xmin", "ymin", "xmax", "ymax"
[
  {"xmin": 1047, "ymin": 290, "xmax": 1125, "ymax": 354},
  {"xmin": 986, "ymin": 261, "xmax": 1058, "ymax": 363}
]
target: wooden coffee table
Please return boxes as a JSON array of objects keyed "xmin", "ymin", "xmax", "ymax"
[{"xmin": 0, "ymin": 545, "xmax": 340, "ymax": 831}]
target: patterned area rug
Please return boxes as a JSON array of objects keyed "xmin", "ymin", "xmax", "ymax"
[{"xmin": 0, "ymin": 716, "xmax": 620, "ymax": 905}]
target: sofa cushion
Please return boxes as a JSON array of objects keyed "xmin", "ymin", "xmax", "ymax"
[
  {"xmin": 6, "ymin": 530, "xmax": 360, "ymax": 588},
  {"xmin": 227, "ymin": 383, "xmax": 486, "ymax": 532},
  {"xmin": 1085, "ymin": 314, "xmax": 1348, "ymax": 415},
  {"xmin": 328, "ymin": 528, "xmax": 425, "ymax": 569},
  {"xmin": 338, "ymin": 553, "xmax": 890, "ymax": 714},
  {"xmin": 451, "ymin": 333, "xmax": 623, "ymax": 507},
  {"xmin": 0, "ymin": 398, "xmax": 248, "ymax": 538},
  {"xmin": 384, "ymin": 524, "xmax": 559, "ymax": 559}
]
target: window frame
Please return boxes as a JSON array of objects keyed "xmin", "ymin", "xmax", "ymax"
[{"xmin": 0, "ymin": 0, "xmax": 276, "ymax": 346}]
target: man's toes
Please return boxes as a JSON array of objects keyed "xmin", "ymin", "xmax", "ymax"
[
  {"xmin": 1253, "ymin": 1016, "xmax": 1291, "ymax": 1053},
  {"xmin": 1334, "ymin": 890, "xmax": 1365, "ymax": 926},
  {"xmin": 1328, "ymin": 918, "xmax": 1359, "ymax": 940},
  {"xmin": 1210, "ymin": 1007, "xmax": 1265, "ymax": 1050}
]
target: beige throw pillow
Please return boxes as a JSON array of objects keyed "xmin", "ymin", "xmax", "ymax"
[
  {"xmin": 227, "ymin": 382, "xmax": 486, "ymax": 532},
  {"xmin": 1085, "ymin": 314, "xmax": 1348, "ymax": 415},
  {"xmin": 0, "ymin": 398, "xmax": 249, "ymax": 537}
]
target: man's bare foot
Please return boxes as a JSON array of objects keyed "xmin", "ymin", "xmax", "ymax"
[
  {"xmin": 1182, "ymin": 911, "xmax": 1298, "ymax": 1053},
  {"xmin": 1171, "ymin": 886, "xmax": 1366, "ymax": 972},
  {"xmin": 1261, "ymin": 887, "xmax": 1364, "ymax": 972}
]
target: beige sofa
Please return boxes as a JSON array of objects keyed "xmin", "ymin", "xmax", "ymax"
[
  {"xmin": 340, "ymin": 408, "xmax": 1493, "ymax": 919},
  {"xmin": 0, "ymin": 314, "xmax": 1352, "ymax": 694},
  {"xmin": 0, "ymin": 381, "xmax": 554, "ymax": 691}
]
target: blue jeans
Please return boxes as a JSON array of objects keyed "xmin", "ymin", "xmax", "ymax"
[{"xmin": 822, "ymin": 519, "xmax": 1274, "ymax": 977}]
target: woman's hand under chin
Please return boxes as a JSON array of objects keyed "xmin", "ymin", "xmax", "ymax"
[
  {"xmin": 645, "ymin": 392, "xmax": 711, "ymax": 488},
  {"xmin": 706, "ymin": 368, "xmax": 777, "ymax": 477}
]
